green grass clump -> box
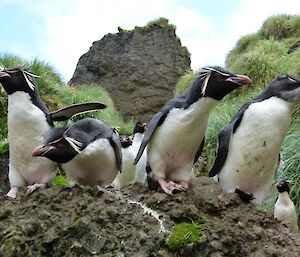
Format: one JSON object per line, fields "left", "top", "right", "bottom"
{"left": 259, "top": 14, "right": 300, "bottom": 40}
{"left": 0, "top": 53, "right": 133, "bottom": 143}
{"left": 173, "top": 70, "right": 195, "bottom": 96}
{"left": 0, "top": 139, "right": 9, "bottom": 156}
{"left": 51, "top": 175, "right": 69, "bottom": 187}
{"left": 167, "top": 218, "right": 209, "bottom": 251}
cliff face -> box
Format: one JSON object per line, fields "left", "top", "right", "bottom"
{"left": 69, "top": 19, "right": 191, "bottom": 121}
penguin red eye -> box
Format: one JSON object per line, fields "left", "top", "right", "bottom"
{"left": 215, "top": 74, "right": 226, "bottom": 81}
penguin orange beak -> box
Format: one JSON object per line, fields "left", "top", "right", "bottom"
{"left": 32, "top": 145, "right": 55, "bottom": 157}
{"left": 226, "top": 74, "right": 252, "bottom": 86}
{"left": 0, "top": 71, "right": 10, "bottom": 78}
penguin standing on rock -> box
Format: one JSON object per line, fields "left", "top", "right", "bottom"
{"left": 112, "top": 135, "right": 136, "bottom": 189}
{"left": 209, "top": 75, "right": 300, "bottom": 205}
{"left": 134, "top": 66, "right": 252, "bottom": 195}
{"left": 274, "top": 179, "right": 299, "bottom": 232}
{"left": 32, "top": 118, "right": 122, "bottom": 187}
{"left": 132, "top": 122, "right": 148, "bottom": 184}
{"left": 0, "top": 68, "right": 106, "bottom": 198}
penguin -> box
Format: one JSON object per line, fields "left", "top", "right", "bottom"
{"left": 132, "top": 122, "right": 148, "bottom": 184}
{"left": 112, "top": 134, "right": 136, "bottom": 189}
{"left": 32, "top": 118, "right": 122, "bottom": 187}
{"left": 274, "top": 179, "right": 299, "bottom": 232}
{"left": 134, "top": 66, "right": 252, "bottom": 194}
{"left": 209, "top": 74, "right": 300, "bottom": 205}
{"left": 0, "top": 68, "right": 106, "bottom": 198}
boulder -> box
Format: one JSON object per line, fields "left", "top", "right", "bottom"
{"left": 69, "top": 18, "right": 191, "bottom": 121}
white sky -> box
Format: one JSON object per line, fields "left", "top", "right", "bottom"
{"left": 1, "top": 0, "right": 300, "bottom": 82}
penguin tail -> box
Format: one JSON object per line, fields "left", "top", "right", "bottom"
{"left": 146, "top": 164, "right": 159, "bottom": 190}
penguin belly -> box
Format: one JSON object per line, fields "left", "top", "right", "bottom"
{"left": 112, "top": 146, "right": 136, "bottom": 189}
{"left": 274, "top": 192, "right": 299, "bottom": 232}
{"left": 218, "top": 98, "right": 291, "bottom": 205}
{"left": 63, "top": 138, "right": 118, "bottom": 186}
{"left": 148, "top": 98, "right": 216, "bottom": 182}
{"left": 8, "top": 92, "right": 57, "bottom": 186}
{"left": 132, "top": 134, "right": 147, "bottom": 184}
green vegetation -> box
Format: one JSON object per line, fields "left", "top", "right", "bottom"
{"left": 51, "top": 175, "right": 69, "bottom": 187}
{"left": 0, "top": 53, "right": 133, "bottom": 142}
{"left": 174, "top": 14, "right": 300, "bottom": 217}
{"left": 0, "top": 139, "right": 9, "bottom": 156}
{"left": 167, "top": 218, "right": 209, "bottom": 251}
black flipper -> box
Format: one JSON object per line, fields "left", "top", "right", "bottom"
{"left": 109, "top": 133, "right": 123, "bottom": 173}
{"left": 208, "top": 113, "right": 244, "bottom": 177}
{"left": 50, "top": 102, "right": 107, "bottom": 121}
{"left": 194, "top": 137, "right": 205, "bottom": 164}
{"left": 134, "top": 111, "right": 166, "bottom": 165}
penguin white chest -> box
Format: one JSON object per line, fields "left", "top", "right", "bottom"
{"left": 148, "top": 98, "right": 217, "bottom": 179}
{"left": 112, "top": 146, "right": 136, "bottom": 189}
{"left": 8, "top": 92, "right": 56, "bottom": 185}
{"left": 219, "top": 97, "right": 292, "bottom": 204}
{"left": 274, "top": 192, "right": 299, "bottom": 232}
{"left": 63, "top": 138, "right": 118, "bottom": 186}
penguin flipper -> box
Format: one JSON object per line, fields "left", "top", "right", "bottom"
{"left": 134, "top": 111, "right": 165, "bottom": 164}
{"left": 208, "top": 125, "right": 233, "bottom": 177}
{"left": 109, "top": 133, "right": 123, "bottom": 173}
{"left": 194, "top": 137, "right": 205, "bottom": 164}
{"left": 50, "top": 103, "right": 107, "bottom": 121}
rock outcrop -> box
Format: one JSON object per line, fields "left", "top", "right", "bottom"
{"left": 69, "top": 18, "right": 191, "bottom": 121}
{"left": 1, "top": 177, "right": 299, "bottom": 256}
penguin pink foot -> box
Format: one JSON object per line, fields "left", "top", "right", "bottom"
{"left": 158, "top": 179, "right": 188, "bottom": 195}
{"left": 26, "top": 183, "right": 46, "bottom": 196}
{"left": 6, "top": 186, "right": 19, "bottom": 199}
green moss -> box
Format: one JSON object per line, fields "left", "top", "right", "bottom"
{"left": 145, "top": 17, "right": 176, "bottom": 31}
{"left": 51, "top": 175, "right": 69, "bottom": 187}
{"left": 167, "top": 218, "right": 209, "bottom": 251}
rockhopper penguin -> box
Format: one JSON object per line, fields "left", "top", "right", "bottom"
{"left": 134, "top": 66, "right": 252, "bottom": 194}
{"left": 0, "top": 68, "right": 106, "bottom": 198}
{"left": 209, "top": 75, "right": 300, "bottom": 205}
{"left": 32, "top": 118, "right": 122, "bottom": 187}
{"left": 112, "top": 135, "right": 136, "bottom": 189}
{"left": 274, "top": 179, "right": 299, "bottom": 232}
{"left": 132, "top": 122, "right": 148, "bottom": 185}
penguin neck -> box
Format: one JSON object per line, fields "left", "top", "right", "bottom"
{"left": 277, "top": 192, "right": 292, "bottom": 205}
{"left": 186, "top": 96, "right": 218, "bottom": 118}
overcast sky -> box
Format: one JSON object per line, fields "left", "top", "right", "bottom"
{"left": 1, "top": 0, "right": 299, "bottom": 82}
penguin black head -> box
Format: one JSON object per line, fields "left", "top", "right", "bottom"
{"left": 264, "top": 75, "right": 300, "bottom": 103}
{"left": 196, "top": 66, "right": 252, "bottom": 100}
{"left": 0, "top": 68, "right": 39, "bottom": 95}
{"left": 276, "top": 179, "right": 290, "bottom": 193}
{"left": 133, "top": 122, "right": 147, "bottom": 134}
{"left": 120, "top": 135, "right": 133, "bottom": 148}
{"left": 32, "top": 127, "right": 82, "bottom": 163}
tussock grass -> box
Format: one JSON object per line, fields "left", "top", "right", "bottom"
{"left": 0, "top": 54, "right": 133, "bottom": 142}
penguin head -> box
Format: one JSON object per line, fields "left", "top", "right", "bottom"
{"left": 133, "top": 122, "right": 147, "bottom": 134}
{"left": 119, "top": 135, "right": 133, "bottom": 148}
{"left": 32, "top": 127, "right": 83, "bottom": 163}
{"left": 276, "top": 179, "right": 290, "bottom": 193}
{"left": 264, "top": 75, "right": 300, "bottom": 103}
{"left": 199, "top": 66, "right": 252, "bottom": 100}
{"left": 0, "top": 68, "right": 39, "bottom": 95}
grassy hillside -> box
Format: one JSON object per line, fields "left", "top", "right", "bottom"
{"left": 174, "top": 14, "right": 300, "bottom": 214}
{"left": 0, "top": 53, "right": 133, "bottom": 151}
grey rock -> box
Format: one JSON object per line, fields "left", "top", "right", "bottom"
{"left": 69, "top": 18, "right": 191, "bottom": 121}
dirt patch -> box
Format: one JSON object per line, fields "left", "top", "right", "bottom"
{"left": 0, "top": 177, "right": 299, "bottom": 257}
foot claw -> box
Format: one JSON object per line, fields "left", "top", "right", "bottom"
{"left": 158, "top": 180, "right": 189, "bottom": 195}
{"left": 26, "top": 183, "right": 46, "bottom": 196}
